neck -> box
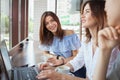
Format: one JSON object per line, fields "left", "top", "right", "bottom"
{"left": 89, "top": 26, "right": 98, "bottom": 42}
{"left": 53, "top": 32, "right": 56, "bottom": 36}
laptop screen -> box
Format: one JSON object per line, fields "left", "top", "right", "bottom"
{"left": 0, "top": 40, "right": 12, "bottom": 79}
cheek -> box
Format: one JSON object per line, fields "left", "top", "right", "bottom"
{"left": 54, "top": 22, "right": 58, "bottom": 26}
{"left": 46, "top": 26, "right": 50, "bottom": 30}
{"left": 82, "top": 18, "right": 96, "bottom": 28}
{"left": 54, "top": 22, "right": 58, "bottom": 29}
{"left": 107, "top": 9, "right": 120, "bottom": 26}
{"left": 87, "top": 16, "right": 96, "bottom": 25}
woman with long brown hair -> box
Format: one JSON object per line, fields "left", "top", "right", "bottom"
{"left": 39, "top": 11, "right": 81, "bottom": 67}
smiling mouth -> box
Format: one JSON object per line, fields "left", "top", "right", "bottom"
{"left": 50, "top": 26, "right": 56, "bottom": 30}
{"left": 82, "top": 20, "right": 86, "bottom": 23}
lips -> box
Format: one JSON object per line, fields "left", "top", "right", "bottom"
{"left": 50, "top": 25, "right": 56, "bottom": 31}
{"left": 82, "top": 20, "right": 86, "bottom": 23}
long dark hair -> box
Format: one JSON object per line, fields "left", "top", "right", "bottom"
{"left": 39, "top": 11, "right": 64, "bottom": 45}
{"left": 81, "top": 0, "right": 107, "bottom": 44}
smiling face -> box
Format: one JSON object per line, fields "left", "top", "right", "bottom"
{"left": 45, "top": 16, "right": 58, "bottom": 34}
{"left": 81, "top": 3, "right": 97, "bottom": 29}
{"left": 105, "top": 0, "right": 120, "bottom": 27}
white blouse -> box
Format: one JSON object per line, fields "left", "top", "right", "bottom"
{"left": 69, "top": 41, "right": 119, "bottom": 80}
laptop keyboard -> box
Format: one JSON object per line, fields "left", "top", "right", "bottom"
{"left": 13, "top": 67, "right": 39, "bottom": 80}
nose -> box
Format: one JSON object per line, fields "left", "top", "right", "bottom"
{"left": 48, "top": 22, "right": 52, "bottom": 26}
{"left": 81, "top": 14, "right": 85, "bottom": 19}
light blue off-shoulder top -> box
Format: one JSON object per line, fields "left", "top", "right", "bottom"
{"left": 40, "top": 34, "right": 81, "bottom": 58}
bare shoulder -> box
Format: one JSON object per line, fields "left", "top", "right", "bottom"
{"left": 64, "top": 30, "right": 75, "bottom": 36}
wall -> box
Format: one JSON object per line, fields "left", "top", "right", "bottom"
{"left": 33, "top": 0, "right": 47, "bottom": 41}
{"left": 33, "top": 0, "right": 56, "bottom": 41}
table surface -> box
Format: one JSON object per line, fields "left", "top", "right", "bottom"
{"left": 0, "top": 40, "right": 53, "bottom": 79}
{"left": 10, "top": 40, "right": 53, "bottom": 67}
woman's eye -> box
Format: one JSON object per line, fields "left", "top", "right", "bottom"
{"left": 83, "top": 9, "right": 90, "bottom": 14}
{"left": 51, "top": 19, "right": 55, "bottom": 22}
{"left": 86, "top": 10, "right": 89, "bottom": 13}
{"left": 45, "top": 22, "right": 48, "bottom": 26}
{"left": 85, "top": 10, "right": 90, "bottom": 14}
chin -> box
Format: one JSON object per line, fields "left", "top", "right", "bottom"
{"left": 108, "top": 21, "right": 117, "bottom": 27}
{"left": 51, "top": 30, "right": 57, "bottom": 33}
{"left": 82, "top": 25, "right": 88, "bottom": 28}
{"left": 107, "top": 17, "right": 118, "bottom": 27}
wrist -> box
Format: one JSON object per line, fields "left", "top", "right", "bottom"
{"left": 56, "top": 55, "right": 65, "bottom": 65}
{"left": 100, "top": 49, "right": 112, "bottom": 59}
{"left": 100, "top": 48, "right": 112, "bottom": 53}
{"left": 100, "top": 45, "right": 114, "bottom": 51}
{"left": 56, "top": 55, "right": 61, "bottom": 59}
{"left": 60, "top": 57, "right": 65, "bottom": 65}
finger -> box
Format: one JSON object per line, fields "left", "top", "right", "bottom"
{"left": 47, "top": 58, "right": 54, "bottom": 61}
{"left": 115, "top": 26, "right": 120, "bottom": 34}
{"left": 104, "top": 27, "right": 114, "bottom": 40}
{"left": 36, "top": 72, "right": 46, "bottom": 80}
{"left": 47, "top": 58, "right": 55, "bottom": 62}
{"left": 37, "top": 70, "right": 53, "bottom": 80}
{"left": 40, "top": 64, "right": 44, "bottom": 70}
{"left": 99, "top": 28, "right": 110, "bottom": 40}
{"left": 36, "top": 74, "right": 48, "bottom": 80}
{"left": 115, "top": 26, "right": 120, "bottom": 35}
{"left": 110, "top": 27, "right": 118, "bottom": 39}
{"left": 43, "top": 66, "right": 52, "bottom": 70}
{"left": 40, "top": 64, "right": 45, "bottom": 70}
{"left": 115, "top": 26, "right": 120, "bottom": 30}
{"left": 47, "top": 59, "right": 54, "bottom": 62}
{"left": 40, "top": 63, "right": 48, "bottom": 70}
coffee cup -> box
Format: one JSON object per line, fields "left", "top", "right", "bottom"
{"left": 55, "top": 65, "right": 70, "bottom": 74}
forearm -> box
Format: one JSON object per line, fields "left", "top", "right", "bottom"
{"left": 44, "top": 51, "right": 56, "bottom": 58}
{"left": 93, "top": 49, "right": 112, "bottom": 80}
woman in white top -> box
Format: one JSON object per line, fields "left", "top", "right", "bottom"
{"left": 93, "top": 0, "right": 120, "bottom": 80}
{"left": 36, "top": 1, "right": 114, "bottom": 80}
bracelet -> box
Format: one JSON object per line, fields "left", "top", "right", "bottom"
{"left": 56, "top": 55, "right": 60, "bottom": 59}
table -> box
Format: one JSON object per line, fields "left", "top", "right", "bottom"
{"left": 0, "top": 40, "right": 53, "bottom": 79}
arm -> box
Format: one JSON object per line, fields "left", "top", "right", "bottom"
{"left": 93, "top": 49, "right": 112, "bottom": 80}
{"left": 93, "top": 27, "right": 120, "bottom": 80}
{"left": 43, "top": 51, "right": 56, "bottom": 57}
{"left": 47, "top": 30, "right": 81, "bottom": 66}
{"left": 46, "top": 50, "right": 78, "bottom": 67}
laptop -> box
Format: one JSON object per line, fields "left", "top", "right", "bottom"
{"left": 0, "top": 40, "right": 39, "bottom": 80}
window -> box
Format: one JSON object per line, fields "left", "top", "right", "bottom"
{"left": 0, "top": 0, "right": 11, "bottom": 49}
{"left": 57, "top": 0, "right": 81, "bottom": 37}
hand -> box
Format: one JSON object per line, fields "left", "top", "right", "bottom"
{"left": 98, "top": 26, "right": 120, "bottom": 50}
{"left": 36, "top": 70, "right": 62, "bottom": 80}
{"left": 39, "top": 62, "right": 55, "bottom": 70}
{"left": 47, "top": 57, "right": 64, "bottom": 66}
